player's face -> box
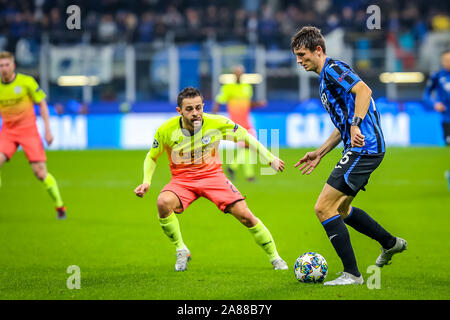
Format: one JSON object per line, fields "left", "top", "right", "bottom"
{"left": 294, "top": 47, "right": 320, "bottom": 72}
{"left": 177, "top": 96, "right": 204, "bottom": 128}
{"left": 0, "top": 58, "right": 15, "bottom": 81}
{"left": 442, "top": 53, "right": 450, "bottom": 71}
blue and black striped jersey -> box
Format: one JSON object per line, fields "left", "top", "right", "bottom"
{"left": 319, "top": 57, "right": 385, "bottom": 154}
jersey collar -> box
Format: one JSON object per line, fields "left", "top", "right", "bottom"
{"left": 179, "top": 116, "right": 204, "bottom": 137}
{"left": 319, "top": 57, "right": 331, "bottom": 80}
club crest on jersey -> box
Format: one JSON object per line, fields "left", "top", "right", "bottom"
{"left": 338, "top": 70, "right": 350, "bottom": 82}
{"left": 152, "top": 138, "right": 159, "bottom": 148}
{"left": 201, "top": 136, "right": 211, "bottom": 144}
{"left": 14, "top": 86, "right": 22, "bottom": 94}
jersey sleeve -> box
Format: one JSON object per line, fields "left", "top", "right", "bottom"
{"left": 143, "top": 127, "right": 166, "bottom": 185}
{"left": 325, "top": 63, "right": 361, "bottom": 92}
{"left": 26, "top": 76, "right": 47, "bottom": 103}
{"left": 148, "top": 127, "right": 165, "bottom": 160}
{"left": 215, "top": 85, "right": 229, "bottom": 104}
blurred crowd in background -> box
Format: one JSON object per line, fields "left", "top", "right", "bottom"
{"left": 1, "top": 0, "right": 449, "bottom": 50}
{"left": 0, "top": 0, "right": 449, "bottom": 113}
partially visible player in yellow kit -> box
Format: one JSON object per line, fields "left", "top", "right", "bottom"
{"left": 0, "top": 51, "right": 66, "bottom": 219}
{"left": 134, "top": 87, "right": 288, "bottom": 271}
{"left": 212, "top": 65, "right": 266, "bottom": 181}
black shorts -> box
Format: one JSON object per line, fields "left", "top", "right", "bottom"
{"left": 443, "top": 122, "right": 450, "bottom": 145}
{"left": 326, "top": 151, "right": 384, "bottom": 197}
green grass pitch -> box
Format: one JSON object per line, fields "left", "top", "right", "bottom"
{"left": 0, "top": 147, "right": 449, "bottom": 300}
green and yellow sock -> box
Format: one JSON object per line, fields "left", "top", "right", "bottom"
{"left": 248, "top": 219, "right": 279, "bottom": 262}
{"left": 43, "top": 173, "right": 64, "bottom": 207}
{"left": 159, "top": 212, "right": 186, "bottom": 250}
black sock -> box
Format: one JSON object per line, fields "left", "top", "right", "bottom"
{"left": 322, "top": 215, "right": 360, "bottom": 277}
{"left": 344, "top": 207, "right": 396, "bottom": 250}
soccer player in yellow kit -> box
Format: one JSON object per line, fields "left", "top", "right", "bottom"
{"left": 134, "top": 87, "right": 288, "bottom": 271}
{"left": 0, "top": 51, "right": 66, "bottom": 219}
{"left": 212, "top": 65, "right": 266, "bottom": 181}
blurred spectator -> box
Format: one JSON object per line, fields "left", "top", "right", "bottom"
{"left": 123, "top": 12, "right": 138, "bottom": 43}
{"left": 184, "top": 8, "right": 202, "bottom": 42}
{"left": 217, "top": 6, "right": 233, "bottom": 40}
{"left": 163, "top": 5, "right": 184, "bottom": 32}
{"left": 340, "top": 6, "right": 355, "bottom": 32}
{"left": 138, "top": 12, "right": 154, "bottom": 42}
{"left": 0, "top": 0, "right": 446, "bottom": 50}
{"left": 203, "top": 5, "right": 219, "bottom": 38}
{"left": 98, "top": 14, "right": 118, "bottom": 43}
{"left": 233, "top": 8, "right": 248, "bottom": 40}
{"left": 258, "top": 4, "right": 279, "bottom": 48}
{"left": 49, "top": 7, "right": 63, "bottom": 30}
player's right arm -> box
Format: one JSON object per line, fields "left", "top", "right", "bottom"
{"left": 27, "top": 75, "right": 53, "bottom": 144}
{"left": 294, "top": 128, "right": 341, "bottom": 175}
{"left": 134, "top": 129, "right": 165, "bottom": 198}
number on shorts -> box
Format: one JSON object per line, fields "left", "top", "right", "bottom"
{"left": 339, "top": 151, "right": 353, "bottom": 165}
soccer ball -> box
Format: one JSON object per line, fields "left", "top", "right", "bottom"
{"left": 294, "top": 252, "right": 328, "bottom": 283}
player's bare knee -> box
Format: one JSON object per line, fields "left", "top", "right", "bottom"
{"left": 314, "top": 202, "right": 326, "bottom": 219}
{"left": 237, "top": 211, "right": 257, "bottom": 227}
{"left": 228, "top": 201, "right": 257, "bottom": 227}
{"left": 32, "top": 167, "right": 47, "bottom": 181}
{"left": 314, "top": 202, "right": 335, "bottom": 222}
{"left": 238, "top": 215, "right": 255, "bottom": 228}
{"left": 0, "top": 153, "right": 7, "bottom": 167}
{"left": 157, "top": 193, "right": 177, "bottom": 217}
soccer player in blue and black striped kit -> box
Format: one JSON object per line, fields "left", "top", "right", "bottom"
{"left": 424, "top": 50, "right": 450, "bottom": 146}
{"left": 291, "top": 26, "right": 407, "bottom": 285}
{"left": 423, "top": 50, "right": 450, "bottom": 190}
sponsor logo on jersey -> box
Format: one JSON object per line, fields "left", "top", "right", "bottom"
{"left": 14, "top": 86, "right": 22, "bottom": 94}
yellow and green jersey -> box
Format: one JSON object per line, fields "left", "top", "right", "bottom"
{"left": 0, "top": 73, "right": 46, "bottom": 128}
{"left": 215, "top": 83, "right": 253, "bottom": 130}
{"left": 143, "top": 113, "right": 275, "bottom": 183}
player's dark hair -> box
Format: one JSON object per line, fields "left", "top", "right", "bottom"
{"left": 291, "top": 26, "right": 326, "bottom": 54}
{"left": 442, "top": 49, "right": 450, "bottom": 56}
{"left": 177, "top": 87, "right": 203, "bottom": 108}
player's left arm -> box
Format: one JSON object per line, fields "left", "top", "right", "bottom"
{"left": 350, "top": 81, "right": 373, "bottom": 148}
{"left": 38, "top": 100, "right": 53, "bottom": 145}
{"left": 27, "top": 76, "right": 53, "bottom": 145}
{"left": 221, "top": 118, "right": 284, "bottom": 172}
{"left": 135, "top": 129, "right": 165, "bottom": 198}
